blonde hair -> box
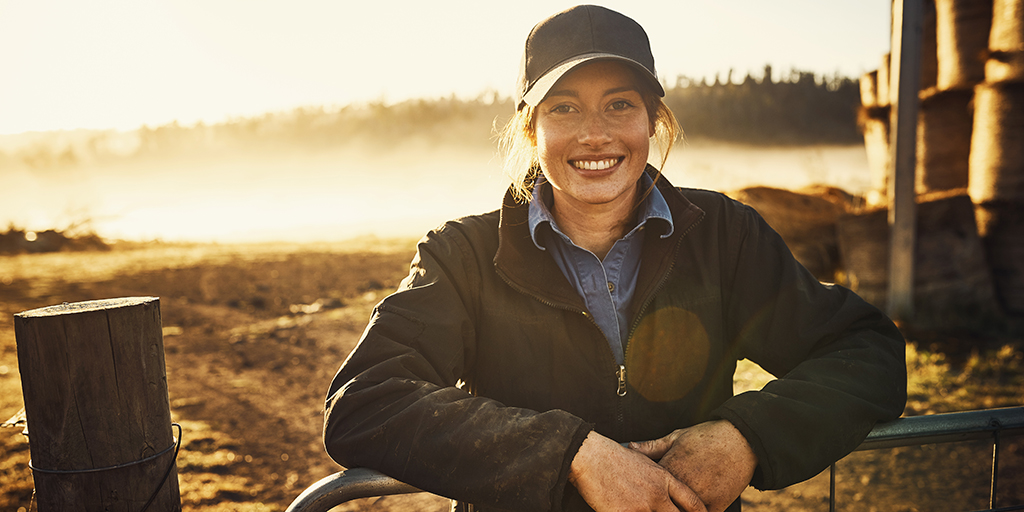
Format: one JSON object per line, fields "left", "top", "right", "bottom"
{"left": 497, "top": 88, "right": 682, "bottom": 203}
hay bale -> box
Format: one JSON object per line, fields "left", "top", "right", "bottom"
{"left": 969, "top": 81, "right": 1024, "bottom": 203}
{"left": 916, "top": 89, "right": 974, "bottom": 193}
{"left": 986, "top": 0, "right": 1024, "bottom": 83}
{"left": 836, "top": 192, "right": 1000, "bottom": 327}
{"left": 728, "top": 186, "right": 848, "bottom": 281}
{"left": 861, "top": 70, "right": 881, "bottom": 107}
{"left": 879, "top": 53, "right": 892, "bottom": 106}
{"left": 935, "top": 0, "right": 994, "bottom": 90}
{"left": 975, "top": 200, "right": 1024, "bottom": 314}
{"left": 859, "top": 70, "right": 891, "bottom": 203}
{"left": 862, "top": 116, "right": 891, "bottom": 201}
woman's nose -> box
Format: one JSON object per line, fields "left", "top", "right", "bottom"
{"left": 577, "top": 113, "right": 613, "bottom": 146}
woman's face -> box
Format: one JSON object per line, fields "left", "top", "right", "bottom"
{"left": 534, "top": 60, "right": 654, "bottom": 214}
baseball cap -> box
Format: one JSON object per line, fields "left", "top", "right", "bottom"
{"left": 515, "top": 5, "right": 665, "bottom": 109}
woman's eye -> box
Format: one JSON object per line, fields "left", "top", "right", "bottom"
{"left": 551, "top": 104, "right": 574, "bottom": 114}
{"left": 609, "top": 100, "right": 632, "bottom": 110}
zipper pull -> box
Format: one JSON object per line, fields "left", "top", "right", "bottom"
{"left": 617, "top": 365, "right": 627, "bottom": 396}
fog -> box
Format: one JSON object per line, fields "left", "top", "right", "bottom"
{"left": 2, "top": 141, "right": 870, "bottom": 243}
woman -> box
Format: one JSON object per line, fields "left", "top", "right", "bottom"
{"left": 324, "top": 5, "right": 906, "bottom": 512}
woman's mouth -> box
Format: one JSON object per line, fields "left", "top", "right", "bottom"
{"left": 571, "top": 157, "right": 622, "bottom": 171}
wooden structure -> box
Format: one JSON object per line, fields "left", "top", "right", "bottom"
{"left": 15, "top": 297, "right": 181, "bottom": 512}
{"left": 855, "top": 0, "right": 1024, "bottom": 321}
{"left": 887, "top": 0, "right": 925, "bottom": 321}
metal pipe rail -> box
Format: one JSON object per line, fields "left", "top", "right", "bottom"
{"left": 829, "top": 407, "right": 1024, "bottom": 512}
{"left": 287, "top": 407, "right": 1024, "bottom": 512}
{"left": 285, "top": 467, "right": 421, "bottom": 512}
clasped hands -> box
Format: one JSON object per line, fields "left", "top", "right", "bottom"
{"left": 569, "top": 420, "right": 757, "bottom": 512}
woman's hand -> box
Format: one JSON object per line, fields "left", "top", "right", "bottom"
{"left": 570, "top": 431, "right": 707, "bottom": 512}
{"left": 630, "top": 420, "right": 758, "bottom": 512}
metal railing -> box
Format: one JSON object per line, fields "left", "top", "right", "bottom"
{"left": 830, "top": 407, "right": 1024, "bottom": 512}
{"left": 287, "top": 407, "right": 1024, "bottom": 512}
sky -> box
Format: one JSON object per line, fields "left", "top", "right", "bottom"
{"left": 0, "top": 0, "right": 893, "bottom": 135}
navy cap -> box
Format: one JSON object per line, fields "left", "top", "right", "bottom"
{"left": 515, "top": 5, "right": 664, "bottom": 109}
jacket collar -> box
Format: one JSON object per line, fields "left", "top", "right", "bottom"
{"left": 527, "top": 172, "right": 674, "bottom": 251}
{"left": 493, "top": 165, "right": 705, "bottom": 313}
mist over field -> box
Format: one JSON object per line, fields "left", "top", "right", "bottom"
{"left": 0, "top": 75, "right": 871, "bottom": 243}
{"left": 0, "top": 140, "right": 871, "bottom": 243}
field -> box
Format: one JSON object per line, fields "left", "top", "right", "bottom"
{"left": 1, "top": 240, "right": 1023, "bottom": 511}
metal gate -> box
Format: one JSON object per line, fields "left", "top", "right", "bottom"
{"left": 287, "top": 407, "right": 1024, "bottom": 512}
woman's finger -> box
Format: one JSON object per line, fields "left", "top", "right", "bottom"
{"left": 667, "top": 478, "right": 708, "bottom": 512}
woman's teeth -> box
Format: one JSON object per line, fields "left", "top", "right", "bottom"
{"left": 572, "top": 158, "right": 618, "bottom": 170}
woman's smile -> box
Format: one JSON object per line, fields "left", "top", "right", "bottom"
{"left": 570, "top": 157, "right": 623, "bottom": 171}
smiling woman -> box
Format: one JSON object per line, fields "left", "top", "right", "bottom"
{"left": 322, "top": 5, "right": 907, "bottom": 512}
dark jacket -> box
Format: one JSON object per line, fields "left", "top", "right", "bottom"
{"left": 324, "top": 168, "right": 907, "bottom": 512}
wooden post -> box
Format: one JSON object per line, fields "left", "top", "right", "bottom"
{"left": 14, "top": 297, "right": 181, "bottom": 512}
{"left": 888, "top": 0, "right": 925, "bottom": 321}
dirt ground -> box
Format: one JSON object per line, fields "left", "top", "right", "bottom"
{"left": 1, "top": 240, "right": 1022, "bottom": 511}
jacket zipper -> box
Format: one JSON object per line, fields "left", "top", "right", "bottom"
{"left": 496, "top": 207, "right": 705, "bottom": 437}
{"left": 616, "top": 212, "right": 706, "bottom": 429}
{"left": 622, "top": 211, "right": 706, "bottom": 378}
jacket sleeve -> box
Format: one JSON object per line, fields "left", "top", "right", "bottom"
{"left": 708, "top": 199, "right": 907, "bottom": 491}
{"left": 323, "top": 220, "right": 592, "bottom": 512}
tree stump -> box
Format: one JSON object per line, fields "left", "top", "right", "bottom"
{"left": 14, "top": 297, "right": 181, "bottom": 512}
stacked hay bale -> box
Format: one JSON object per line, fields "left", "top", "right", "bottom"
{"left": 847, "top": 0, "right": 1005, "bottom": 326}
{"left": 860, "top": 67, "right": 892, "bottom": 206}
{"left": 918, "top": 0, "right": 991, "bottom": 194}
{"left": 969, "top": 0, "right": 1024, "bottom": 314}
{"left": 837, "top": 191, "right": 999, "bottom": 327}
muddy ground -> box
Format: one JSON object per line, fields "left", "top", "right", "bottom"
{"left": 1, "top": 240, "right": 1022, "bottom": 511}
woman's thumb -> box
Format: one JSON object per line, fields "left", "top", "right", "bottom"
{"left": 628, "top": 436, "right": 671, "bottom": 459}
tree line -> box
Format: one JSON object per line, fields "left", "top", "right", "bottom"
{"left": 665, "top": 66, "right": 862, "bottom": 145}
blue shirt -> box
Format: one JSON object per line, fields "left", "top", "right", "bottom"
{"left": 527, "top": 174, "right": 674, "bottom": 364}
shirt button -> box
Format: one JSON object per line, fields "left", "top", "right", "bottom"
{"left": 607, "top": 282, "right": 615, "bottom": 293}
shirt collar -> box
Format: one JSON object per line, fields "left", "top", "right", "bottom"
{"left": 527, "top": 172, "right": 675, "bottom": 250}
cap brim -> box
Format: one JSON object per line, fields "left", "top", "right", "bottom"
{"left": 521, "top": 53, "right": 665, "bottom": 107}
